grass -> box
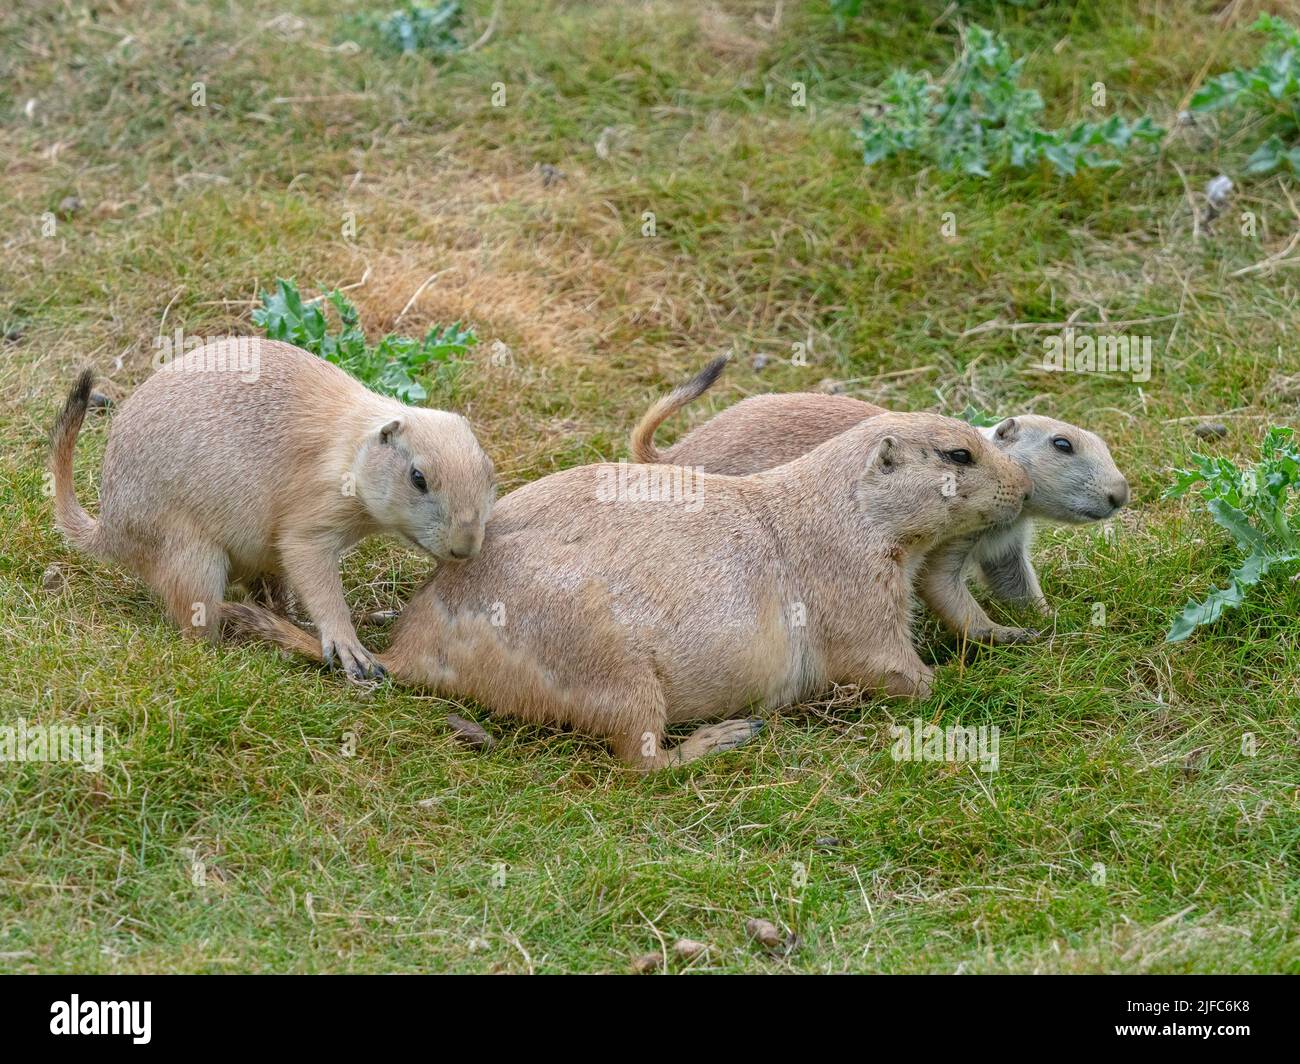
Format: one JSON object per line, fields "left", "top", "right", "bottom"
{"left": 1, "top": 0, "right": 1297, "bottom": 973}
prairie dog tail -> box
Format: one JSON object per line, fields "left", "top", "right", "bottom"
{"left": 50, "top": 368, "right": 101, "bottom": 552}
{"left": 223, "top": 601, "right": 326, "bottom": 661}
{"left": 629, "top": 354, "right": 729, "bottom": 463}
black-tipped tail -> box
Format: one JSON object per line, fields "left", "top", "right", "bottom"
{"left": 50, "top": 368, "right": 99, "bottom": 551}
{"left": 223, "top": 601, "right": 328, "bottom": 661}
{"left": 629, "top": 354, "right": 729, "bottom": 463}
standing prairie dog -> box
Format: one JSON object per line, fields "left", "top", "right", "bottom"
{"left": 227, "top": 412, "right": 1031, "bottom": 770}
{"left": 631, "top": 357, "right": 1129, "bottom": 644}
{"left": 51, "top": 338, "right": 496, "bottom": 679}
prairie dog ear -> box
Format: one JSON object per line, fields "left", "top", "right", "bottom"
{"left": 993, "top": 417, "right": 1019, "bottom": 443}
{"left": 378, "top": 418, "right": 403, "bottom": 445}
{"left": 868, "top": 434, "right": 899, "bottom": 473}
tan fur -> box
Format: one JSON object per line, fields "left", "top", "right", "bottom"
{"left": 50, "top": 369, "right": 99, "bottom": 549}
{"left": 629, "top": 354, "right": 731, "bottom": 463}
{"left": 50, "top": 339, "right": 496, "bottom": 677}
{"left": 227, "top": 411, "right": 1031, "bottom": 771}
{"left": 631, "top": 370, "right": 1129, "bottom": 643}
{"left": 633, "top": 387, "right": 885, "bottom": 469}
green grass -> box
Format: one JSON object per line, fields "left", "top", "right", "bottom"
{"left": 0, "top": 0, "right": 1297, "bottom": 972}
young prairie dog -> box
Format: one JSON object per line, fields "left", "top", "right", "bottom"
{"left": 227, "top": 412, "right": 1031, "bottom": 771}
{"left": 51, "top": 338, "right": 496, "bottom": 679}
{"left": 631, "top": 357, "right": 1129, "bottom": 644}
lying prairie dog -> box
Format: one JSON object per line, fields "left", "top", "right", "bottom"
{"left": 227, "top": 411, "right": 1031, "bottom": 771}
{"left": 51, "top": 338, "right": 496, "bottom": 678}
{"left": 631, "top": 357, "right": 1129, "bottom": 644}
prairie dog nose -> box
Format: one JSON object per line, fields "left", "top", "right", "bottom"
{"left": 1108, "top": 479, "right": 1130, "bottom": 510}
{"left": 446, "top": 520, "right": 483, "bottom": 560}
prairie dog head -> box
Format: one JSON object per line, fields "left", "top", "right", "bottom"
{"left": 983, "top": 415, "right": 1128, "bottom": 524}
{"left": 852, "top": 413, "right": 1031, "bottom": 545}
{"left": 354, "top": 411, "right": 496, "bottom": 561}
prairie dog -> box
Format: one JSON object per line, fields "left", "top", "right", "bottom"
{"left": 51, "top": 339, "right": 496, "bottom": 678}
{"left": 631, "top": 358, "right": 1129, "bottom": 644}
{"left": 227, "top": 412, "right": 1031, "bottom": 771}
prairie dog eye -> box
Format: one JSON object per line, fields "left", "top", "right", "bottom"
{"left": 944, "top": 448, "right": 973, "bottom": 465}
{"left": 1052, "top": 436, "right": 1074, "bottom": 454}
{"left": 410, "top": 468, "right": 428, "bottom": 493}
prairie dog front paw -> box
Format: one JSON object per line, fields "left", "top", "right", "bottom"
{"left": 881, "top": 665, "right": 933, "bottom": 701}
{"left": 321, "top": 633, "right": 387, "bottom": 682}
{"left": 982, "top": 624, "right": 1041, "bottom": 645}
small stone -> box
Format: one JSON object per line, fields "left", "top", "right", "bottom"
{"left": 1205, "top": 175, "right": 1233, "bottom": 211}
{"left": 751, "top": 353, "right": 771, "bottom": 371}
{"left": 673, "top": 938, "right": 708, "bottom": 961}
{"left": 57, "top": 195, "right": 82, "bottom": 217}
{"left": 629, "top": 952, "right": 660, "bottom": 974}
{"left": 539, "top": 163, "right": 565, "bottom": 187}
{"left": 41, "top": 564, "right": 66, "bottom": 593}
{"left": 817, "top": 378, "right": 845, "bottom": 395}
{"left": 746, "top": 918, "right": 783, "bottom": 949}
{"left": 4, "top": 327, "right": 23, "bottom": 343}
{"left": 262, "top": 13, "right": 307, "bottom": 38}
{"left": 1193, "top": 422, "right": 1228, "bottom": 440}
{"left": 446, "top": 713, "right": 495, "bottom": 750}
{"left": 746, "top": 917, "right": 801, "bottom": 956}
{"left": 814, "top": 836, "right": 843, "bottom": 850}
{"left": 88, "top": 390, "right": 114, "bottom": 410}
